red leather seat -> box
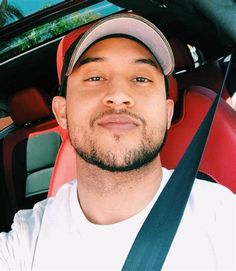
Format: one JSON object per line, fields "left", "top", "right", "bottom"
{"left": 48, "top": 133, "right": 76, "bottom": 197}
{"left": 48, "top": 85, "right": 236, "bottom": 196}
{"left": 161, "top": 86, "right": 236, "bottom": 192}
{"left": 3, "top": 87, "right": 67, "bottom": 223}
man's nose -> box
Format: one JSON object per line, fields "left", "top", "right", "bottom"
{"left": 102, "top": 81, "right": 135, "bottom": 108}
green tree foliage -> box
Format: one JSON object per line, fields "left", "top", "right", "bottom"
{"left": 0, "top": 9, "right": 101, "bottom": 61}
{"left": 0, "top": 0, "right": 23, "bottom": 27}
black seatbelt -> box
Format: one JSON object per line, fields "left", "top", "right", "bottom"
{"left": 122, "top": 47, "right": 235, "bottom": 271}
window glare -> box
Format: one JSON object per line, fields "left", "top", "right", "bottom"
{"left": 4, "top": 0, "right": 65, "bottom": 26}
{"left": 0, "top": 1, "right": 124, "bottom": 63}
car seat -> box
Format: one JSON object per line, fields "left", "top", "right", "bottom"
{"left": 2, "top": 87, "right": 67, "bottom": 225}
{"left": 160, "top": 86, "right": 236, "bottom": 192}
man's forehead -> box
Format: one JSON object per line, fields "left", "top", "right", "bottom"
{"left": 74, "top": 35, "right": 163, "bottom": 71}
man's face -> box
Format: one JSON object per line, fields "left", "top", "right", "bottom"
{"left": 64, "top": 37, "right": 173, "bottom": 171}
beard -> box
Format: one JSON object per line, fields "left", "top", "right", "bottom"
{"left": 73, "top": 130, "right": 167, "bottom": 172}
{"left": 68, "top": 109, "right": 168, "bottom": 172}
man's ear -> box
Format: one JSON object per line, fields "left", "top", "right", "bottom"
{"left": 166, "top": 99, "right": 174, "bottom": 130}
{"left": 52, "top": 96, "right": 67, "bottom": 129}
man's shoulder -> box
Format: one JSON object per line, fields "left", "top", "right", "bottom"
{"left": 0, "top": 180, "right": 77, "bottom": 269}
{"left": 31, "top": 180, "right": 77, "bottom": 223}
{"left": 192, "top": 177, "right": 235, "bottom": 201}
{"left": 163, "top": 167, "right": 234, "bottom": 201}
{"left": 163, "top": 167, "right": 235, "bottom": 217}
{"left": 2, "top": 180, "right": 77, "bottom": 236}
{"left": 188, "top": 177, "right": 235, "bottom": 225}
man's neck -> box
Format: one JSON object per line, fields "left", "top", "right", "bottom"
{"left": 76, "top": 156, "right": 163, "bottom": 225}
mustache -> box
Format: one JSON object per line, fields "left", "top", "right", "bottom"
{"left": 90, "top": 109, "right": 146, "bottom": 128}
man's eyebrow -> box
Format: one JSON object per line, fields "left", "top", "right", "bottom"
{"left": 75, "top": 57, "right": 160, "bottom": 69}
{"left": 134, "top": 58, "right": 160, "bottom": 69}
{"left": 76, "top": 57, "right": 105, "bottom": 67}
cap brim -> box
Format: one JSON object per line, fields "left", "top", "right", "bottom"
{"left": 66, "top": 13, "right": 175, "bottom": 76}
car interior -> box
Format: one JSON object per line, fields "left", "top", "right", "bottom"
{"left": 0, "top": 0, "right": 235, "bottom": 232}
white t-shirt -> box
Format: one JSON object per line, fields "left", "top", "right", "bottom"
{"left": 0, "top": 168, "right": 235, "bottom": 270}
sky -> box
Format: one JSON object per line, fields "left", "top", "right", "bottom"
{"left": 5, "top": 0, "right": 123, "bottom": 27}
{"left": 9, "top": 0, "right": 122, "bottom": 17}
{"left": 9, "top": 0, "right": 65, "bottom": 15}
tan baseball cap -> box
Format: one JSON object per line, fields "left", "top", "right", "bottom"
{"left": 65, "top": 13, "right": 175, "bottom": 77}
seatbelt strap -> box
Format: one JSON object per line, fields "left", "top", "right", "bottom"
{"left": 122, "top": 47, "right": 235, "bottom": 271}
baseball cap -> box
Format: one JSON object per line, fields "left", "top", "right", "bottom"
{"left": 58, "top": 13, "right": 175, "bottom": 94}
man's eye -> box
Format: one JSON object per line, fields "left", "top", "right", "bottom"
{"left": 85, "top": 76, "right": 103, "bottom": 81}
{"left": 134, "top": 77, "right": 150, "bottom": 83}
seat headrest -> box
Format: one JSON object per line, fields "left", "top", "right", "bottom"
{"left": 9, "top": 87, "right": 53, "bottom": 126}
{"left": 169, "top": 36, "right": 194, "bottom": 70}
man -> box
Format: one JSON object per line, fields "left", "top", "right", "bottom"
{"left": 0, "top": 13, "right": 235, "bottom": 270}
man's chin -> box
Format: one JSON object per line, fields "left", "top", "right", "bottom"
{"left": 71, "top": 128, "right": 168, "bottom": 172}
{"left": 75, "top": 145, "right": 162, "bottom": 173}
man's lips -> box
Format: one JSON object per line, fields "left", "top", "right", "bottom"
{"left": 97, "top": 115, "right": 139, "bottom": 131}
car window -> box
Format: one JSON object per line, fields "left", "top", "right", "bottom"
{"left": 1, "top": 0, "right": 65, "bottom": 27}
{"left": 0, "top": 0, "right": 124, "bottom": 63}
{"left": 0, "top": 100, "right": 13, "bottom": 131}
{"left": 0, "top": 116, "right": 13, "bottom": 131}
